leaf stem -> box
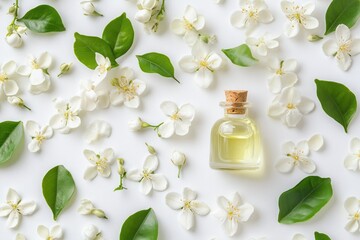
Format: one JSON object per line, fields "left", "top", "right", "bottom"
{"left": 173, "top": 76, "right": 180, "bottom": 84}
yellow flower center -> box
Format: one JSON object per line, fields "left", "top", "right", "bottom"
{"left": 171, "top": 113, "right": 181, "bottom": 121}
{"left": 112, "top": 77, "right": 137, "bottom": 97}
{"left": 183, "top": 200, "right": 192, "bottom": 210}
{"left": 0, "top": 73, "right": 8, "bottom": 82}
{"left": 354, "top": 212, "right": 360, "bottom": 220}
{"left": 31, "top": 60, "right": 40, "bottom": 69}
{"left": 47, "top": 237, "right": 54, "bottom": 240}
{"left": 276, "top": 68, "right": 283, "bottom": 75}
{"left": 199, "top": 60, "right": 209, "bottom": 68}
{"left": 226, "top": 205, "right": 240, "bottom": 221}
{"left": 287, "top": 103, "right": 296, "bottom": 109}
{"left": 339, "top": 43, "right": 350, "bottom": 54}
{"left": 96, "top": 158, "right": 108, "bottom": 174}
{"left": 184, "top": 19, "right": 194, "bottom": 31}
{"left": 35, "top": 134, "right": 45, "bottom": 144}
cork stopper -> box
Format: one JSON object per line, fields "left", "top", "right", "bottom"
{"left": 225, "top": 90, "right": 248, "bottom": 114}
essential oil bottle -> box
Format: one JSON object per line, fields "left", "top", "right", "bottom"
{"left": 210, "top": 90, "right": 262, "bottom": 170}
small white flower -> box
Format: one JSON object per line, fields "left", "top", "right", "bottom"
{"left": 6, "top": 32, "right": 23, "bottom": 48}
{"left": 281, "top": 1, "right": 319, "bottom": 38}
{"left": 15, "top": 233, "right": 26, "bottom": 240}
{"left": 37, "top": 225, "right": 63, "bottom": 240}
{"left": 275, "top": 140, "right": 316, "bottom": 173}
{"left": 344, "top": 137, "right": 360, "bottom": 171}
{"left": 93, "top": 53, "right": 111, "bottom": 84}
{"left": 82, "top": 225, "right": 103, "bottom": 240}
{"left": 128, "top": 117, "right": 143, "bottom": 131}
{"left": 110, "top": 67, "right": 146, "bottom": 109}
{"left": 323, "top": 24, "right": 360, "bottom": 71}
{"left": 83, "top": 148, "right": 115, "bottom": 181}
{"left": 79, "top": 79, "right": 110, "bottom": 111}
{"left": 292, "top": 234, "right": 307, "bottom": 240}
{"left": 171, "top": 151, "right": 186, "bottom": 178}
{"left": 179, "top": 42, "right": 223, "bottom": 88}
{"left": 157, "top": 101, "right": 196, "bottom": 138}
{"left": 213, "top": 192, "right": 254, "bottom": 236}
{"left": 231, "top": 0, "right": 273, "bottom": 31}
{"left": 344, "top": 197, "right": 360, "bottom": 232}
{"left": 81, "top": 1, "right": 103, "bottom": 16}
{"left": 246, "top": 33, "right": 279, "bottom": 57}
{"left": 267, "top": 58, "right": 298, "bottom": 94}
{"left": 127, "top": 155, "right": 168, "bottom": 195}
{"left": 171, "top": 5, "right": 205, "bottom": 46}
{"left": 135, "top": 0, "right": 158, "bottom": 23}
{"left": 165, "top": 187, "right": 210, "bottom": 230}
{"left": 49, "top": 96, "right": 82, "bottom": 134}
{"left": 85, "top": 120, "right": 112, "bottom": 144}
{"left": 0, "top": 188, "right": 37, "bottom": 228}
{"left": 268, "top": 87, "right": 315, "bottom": 128}
{"left": 17, "top": 52, "right": 52, "bottom": 94}
{"left": 78, "top": 199, "right": 107, "bottom": 219}
{"left": 0, "top": 61, "right": 19, "bottom": 97}
{"left": 25, "top": 121, "right": 53, "bottom": 153}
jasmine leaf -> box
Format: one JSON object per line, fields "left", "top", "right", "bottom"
{"left": 102, "top": 13, "right": 134, "bottom": 59}
{"left": 136, "top": 52, "right": 179, "bottom": 83}
{"left": 0, "top": 121, "right": 23, "bottom": 165}
{"left": 325, "top": 0, "right": 360, "bottom": 35}
{"left": 222, "top": 44, "right": 257, "bottom": 67}
{"left": 42, "top": 165, "right": 76, "bottom": 220}
{"left": 278, "top": 176, "right": 333, "bottom": 224}
{"left": 18, "top": 5, "right": 65, "bottom": 33}
{"left": 74, "top": 32, "right": 118, "bottom": 69}
{"left": 120, "top": 208, "right": 158, "bottom": 240}
{"left": 315, "top": 232, "right": 331, "bottom": 240}
{"left": 315, "top": 79, "right": 357, "bottom": 133}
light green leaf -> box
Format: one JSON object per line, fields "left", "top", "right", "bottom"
{"left": 18, "top": 5, "right": 66, "bottom": 33}
{"left": 74, "top": 32, "right": 118, "bottom": 69}
{"left": 315, "top": 79, "right": 357, "bottom": 133}
{"left": 42, "top": 165, "right": 76, "bottom": 220}
{"left": 120, "top": 208, "right": 158, "bottom": 240}
{"left": 0, "top": 121, "right": 23, "bottom": 165}
{"left": 315, "top": 232, "right": 331, "bottom": 240}
{"left": 325, "top": 0, "right": 360, "bottom": 35}
{"left": 222, "top": 44, "right": 257, "bottom": 67}
{"left": 136, "top": 52, "right": 179, "bottom": 83}
{"left": 102, "top": 13, "right": 134, "bottom": 59}
{"left": 278, "top": 176, "right": 333, "bottom": 224}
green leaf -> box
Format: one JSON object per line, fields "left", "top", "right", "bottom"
{"left": 42, "top": 165, "right": 76, "bottom": 220}
{"left": 0, "top": 121, "right": 23, "bottom": 165}
{"left": 315, "top": 232, "right": 331, "bottom": 240}
{"left": 278, "top": 176, "right": 333, "bottom": 224}
{"left": 315, "top": 79, "right": 357, "bottom": 133}
{"left": 102, "top": 13, "right": 134, "bottom": 59}
{"left": 222, "top": 44, "right": 257, "bottom": 67}
{"left": 18, "top": 5, "right": 66, "bottom": 33}
{"left": 120, "top": 208, "right": 158, "bottom": 240}
{"left": 136, "top": 52, "right": 179, "bottom": 83}
{"left": 74, "top": 32, "right": 118, "bottom": 69}
{"left": 324, "top": 0, "right": 360, "bottom": 35}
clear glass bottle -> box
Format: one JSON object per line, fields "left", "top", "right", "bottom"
{"left": 210, "top": 90, "right": 262, "bottom": 170}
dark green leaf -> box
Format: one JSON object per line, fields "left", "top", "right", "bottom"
{"left": 0, "top": 121, "right": 23, "bottom": 165}
{"left": 102, "top": 13, "right": 134, "bottom": 59}
{"left": 222, "top": 44, "right": 257, "bottom": 67}
{"left": 18, "top": 5, "right": 65, "bottom": 33}
{"left": 278, "top": 176, "right": 333, "bottom": 224}
{"left": 136, "top": 52, "right": 179, "bottom": 83}
{"left": 120, "top": 208, "right": 158, "bottom": 240}
{"left": 325, "top": 0, "right": 360, "bottom": 35}
{"left": 42, "top": 165, "right": 76, "bottom": 220}
{"left": 315, "top": 79, "right": 357, "bottom": 133}
{"left": 315, "top": 232, "right": 331, "bottom": 240}
{"left": 74, "top": 32, "right": 118, "bottom": 69}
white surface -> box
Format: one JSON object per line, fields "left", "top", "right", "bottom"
{"left": 0, "top": 0, "right": 360, "bottom": 239}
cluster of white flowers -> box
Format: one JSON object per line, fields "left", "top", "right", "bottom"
{"left": 134, "top": 0, "right": 165, "bottom": 32}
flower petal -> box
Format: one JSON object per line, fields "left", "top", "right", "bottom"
{"left": 67, "top": 116, "right": 81, "bottom": 129}
{"left": 281, "top": 73, "right": 298, "bottom": 89}
{"left": 323, "top": 40, "right": 338, "bottom": 56}
{"left": 183, "top": 187, "right": 197, "bottom": 201}
{"left": 299, "top": 157, "right": 316, "bottom": 173}
{"left": 194, "top": 68, "right": 213, "bottom": 88}
{"left": 166, "top": 192, "right": 183, "bottom": 210}
{"left": 284, "top": 20, "right": 300, "bottom": 38}
{"left": 17, "top": 65, "right": 32, "bottom": 76}
{"left": 37, "top": 225, "right": 49, "bottom": 238}
{"left": 7, "top": 188, "right": 20, "bottom": 203}
{"left": 171, "top": 19, "right": 186, "bottom": 35}
{"left": 184, "top": 30, "right": 199, "bottom": 46}
{"left": 7, "top": 211, "right": 20, "bottom": 228}
{"left": 275, "top": 157, "right": 294, "bottom": 173}
{"left": 178, "top": 209, "right": 194, "bottom": 230}
{"left": 308, "top": 134, "right": 324, "bottom": 151}
{"left": 224, "top": 218, "right": 238, "bottom": 237}
{"left": 258, "top": 9, "right": 273, "bottom": 23}
{"left": 25, "top": 121, "right": 40, "bottom": 137}
{"left": 238, "top": 203, "right": 254, "bottom": 221}
{"left": 2, "top": 61, "right": 17, "bottom": 75}
{"left": 268, "top": 76, "right": 282, "bottom": 94}
{"left": 184, "top": 5, "right": 198, "bottom": 23}
{"left": 179, "top": 56, "right": 198, "bottom": 73}
{"left": 207, "top": 53, "right": 223, "bottom": 70}
{"left": 191, "top": 200, "right": 210, "bottom": 216}
{"left": 29, "top": 69, "right": 46, "bottom": 85}
{"left": 99, "top": 165, "right": 111, "bottom": 178}
{"left": 297, "top": 140, "right": 310, "bottom": 156}
{"left": 140, "top": 179, "right": 153, "bottom": 195}
{"left": 284, "top": 109, "right": 303, "bottom": 127}
{"left": 268, "top": 102, "right": 286, "bottom": 117}
{"left": 18, "top": 201, "right": 36, "bottom": 215}
{"left": 301, "top": 16, "right": 319, "bottom": 30}
{"left": 336, "top": 24, "right": 351, "bottom": 43}
{"left": 178, "top": 104, "right": 195, "bottom": 121}
{"left": 350, "top": 138, "right": 360, "bottom": 153}
{"left": 124, "top": 96, "right": 140, "bottom": 108}
{"left": 297, "top": 97, "right": 315, "bottom": 114}
{"left": 151, "top": 174, "right": 168, "bottom": 191}
{"left": 83, "top": 149, "right": 97, "bottom": 164}
{"left": 336, "top": 51, "right": 352, "bottom": 71}
{"left": 282, "top": 59, "right": 297, "bottom": 72}
{"left": 84, "top": 166, "right": 98, "bottom": 181}
{"left": 160, "top": 101, "right": 178, "bottom": 116}
{"left": 345, "top": 197, "right": 360, "bottom": 214}
{"left": 344, "top": 155, "right": 359, "bottom": 171}
{"left": 49, "top": 114, "right": 66, "bottom": 130}
{"left": 3, "top": 80, "right": 18, "bottom": 96}
{"left": 174, "top": 121, "right": 191, "bottom": 136}
{"left": 158, "top": 121, "right": 175, "bottom": 138}
{"left": 292, "top": 234, "right": 307, "bottom": 240}
{"left": 126, "top": 169, "right": 143, "bottom": 182}
{"left": 193, "top": 15, "right": 205, "bottom": 31}
{"left": 345, "top": 219, "right": 359, "bottom": 233}
{"left": 143, "top": 155, "right": 159, "bottom": 172}
{"left": 230, "top": 11, "right": 246, "bottom": 28}
{"left": 50, "top": 225, "right": 63, "bottom": 238}
{"left": 37, "top": 52, "right": 52, "bottom": 69}
{"left": 102, "top": 148, "right": 114, "bottom": 162}
{"left": 0, "top": 204, "right": 12, "bottom": 217}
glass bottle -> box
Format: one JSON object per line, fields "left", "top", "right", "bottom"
{"left": 210, "top": 90, "right": 262, "bottom": 170}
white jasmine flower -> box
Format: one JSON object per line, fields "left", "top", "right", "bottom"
{"left": 171, "top": 151, "right": 186, "bottom": 178}
{"left": 275, "top": 140, "right": 316, "bottom": 173}
{"left": 246, "top": 33, "right": 279, "bottom": 57}
{"left": 79, "top": 79, "right": 109, "bottom": 111}
{"left": 268, "top": 87, "right": 315, "bottom": 128}
{"left": 157, "top": 101, "right": 196, "bottom": 138}
{"left": 49, "top": 97, "right": 82, "bottom": 134}
{"left": 345, "top": 197, "right": 360, "bottom": 232}
{"left": 85, "top": 120, "right": 112, "bottom": 144}
{"left": 83, "top": 148, "right": 115, "bottom": 181}
{"left": 25, "top": 121, "right": 53, "bottom": 153}
{"left": 15, "top": 233, "right": 26, "bottom": 240}
{"left": 0, "top": 61, "right": 19, "bottom": 97}
{"left": 128, "top": 117, "right": 143, "bottom": 131}
{"left": 37, "top": 225, "right": 63, "bottom": 240}
{"left": 165, "top": 187, "right": 210, "bottom": 230}
{"left": 344, "top": 137, "right": 360, "bottom": 171}
{"left": 281, "top": 1, "right": 319, "bottom": 38}
{"left": 82, "top": 225, "right": 103, "bottom": 240}
{"left": 110, "top": 67, "right": 146, "bottom": 108}
{"left": 78, "top": 199, "right": 107, "bottom": 219}
{"left": 135, "top": 0, "right": 158, "bottom": 23}
{"left": 213, "top": 192, "right": 254, "bottom": 236}
{"left": 323, "top": 24, "right": 360, "bottom": 71}
{"left": 267, "top": 58, "right": 298, "bottom": 94}
{"left": 127, "top": 155, "right": 168, "bottom": 195}
{"left": 7, "top": 96, "right": 31, "bottom": 111}
{"left": 179, "top": 42, "right": 223, "bottom": 88}
{"left": 81, "top": 1, "right": 103, "bottom": 16}
{"left": 93, "top": 53, "right": 111, "bottom": 84}
{"left": 292, "top": 234, "right": 307, "bottom": 240}
{"left": 0, "top": 188, "right": 36, "bottom": 228}
{"left": 171, "top": 5, "right": 205, "bottom": 46}
{"left": 17, "top": 52, "right": 52, "bottom": 94}
{"left": 231, "top": 0, "right": 273, "bottom": 31}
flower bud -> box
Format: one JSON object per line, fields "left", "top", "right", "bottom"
{"left": 128, "top": 117, "right": 143, "bottom": 131}
{"left": 135, "top": 9, "right": 152, "bottom": 23}
{"left": 307, "top": 34, "right": 323, "bottom": 42}
{"left": 171, "top": 151, "right": 186, "bottom": 166}
{"left": 81, "top": 1, "right": 103, "bottom": 16}
{"left": 16, "top": 25, "right": 27, "bottom": 34}
{"left": 6, "top": 33, "right": 22, "bottom": 48}
{"left": 58, "top": 62, "right": 72, "bottom": 77}
{"left": 7, "top": 96, "right": 31, "bottom": 111}
{"left": 7, "top": 5, "right": 17, "bottom": 15}
{"left": 117, "top": 158, "right": 126, "bottom": 175}
{"left": 145, "top": 143, "right": 157, "bottom": 155}
{"left": 91, "top": 209, "right": 108, "bottom": 219}
{"left": 82, "top": 225, "right": 101, "bottom": 240}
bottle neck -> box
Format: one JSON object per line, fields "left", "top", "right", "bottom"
{"left": 224, "top": 109, "right": 248, "bottom": 118}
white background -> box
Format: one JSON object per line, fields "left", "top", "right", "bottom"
{"left": 0, "top": 0, "right": 360, "bottom": 239}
